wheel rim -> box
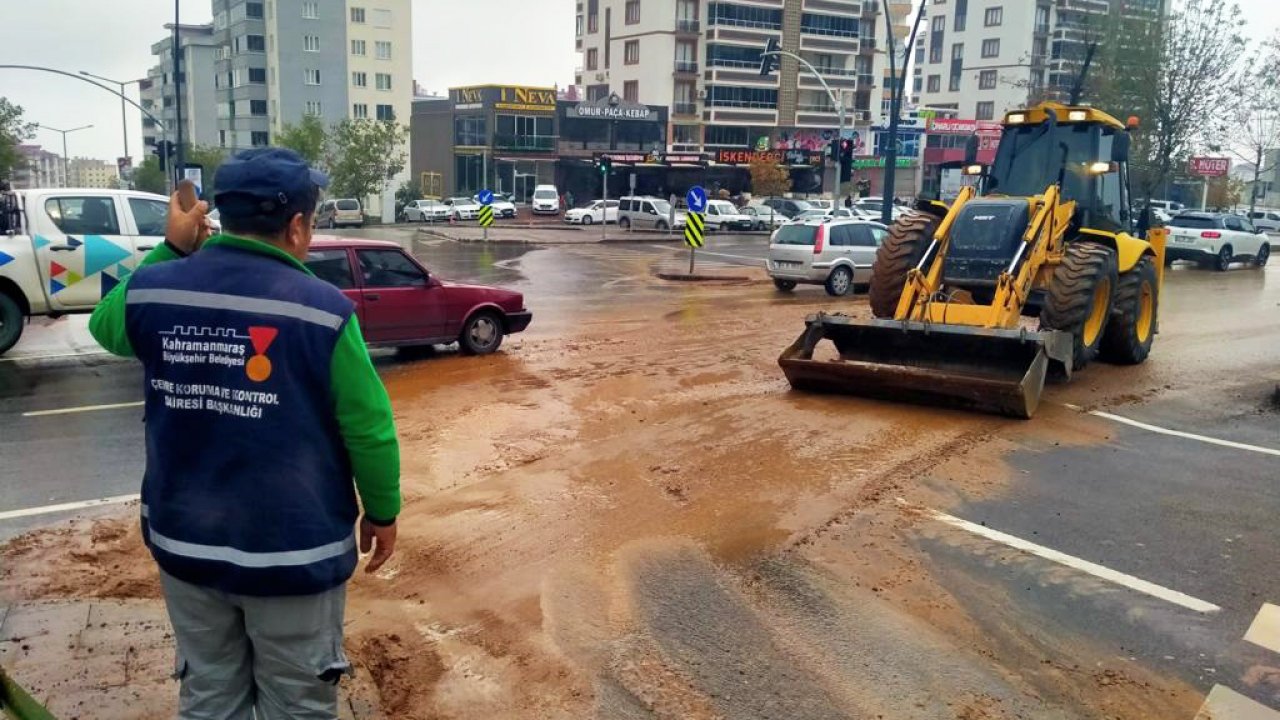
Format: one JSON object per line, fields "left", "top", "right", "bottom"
{"left": 583, "top": 216, "right": 592, "bottom": 225}
{"left": 1136, "top": 281, "right": 1154, "bottom": 343}
{"left": 470, "top": 317, "right": 498, "bottom": 348}
{"left": 833, "top": 269, "right": 850, "bottom": 294}
{"left": 1259, "top": 245, "right": 1270, "bottom": 265}
{"left": 1082, "top": 277, "right": 1111, "bottom": 346}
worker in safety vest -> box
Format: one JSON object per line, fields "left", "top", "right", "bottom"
{"left": 89, "top": 147, "right": 400, "bottom": 719}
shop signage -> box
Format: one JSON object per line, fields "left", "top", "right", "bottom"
{"left": 851, "top": 157, "right": 917, "bottom": 169}
{"left": 573, "top": 96, "right": 655, "bottom": 121}
{"left": 593, "top": 152, "right": 709, "bottom": 165}
{"left": 715, "top": 149, "right": 822, "bottom": 166}
{"left": 450, "top": 85, "right": 557, "bottom": 112}
{"left": 1188, "top": 156, "right": 1230, "bottom": 177}
{"left": 928, "top": 118, "right": 1004, "bottom": 135}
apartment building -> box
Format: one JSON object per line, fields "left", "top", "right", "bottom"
{"left": 10, "top": 145, "right": 65, "bottom": 190}
{"left": 344, "top": 0, "right": 413, "bottom": 129}
{"left": 912, "top": 0, "right": 1167, "bottom": 122}
{"left": 141, "top": 24, "right": 221, "bottom": 153}
{"left": 575, "top": 0, "right": 912, "bottom": 156}
{"left": 68, "top": 158, "right": 122, "bottom": 189}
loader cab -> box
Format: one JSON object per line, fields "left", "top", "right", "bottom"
{"left": 984, "top": 108, "right": 1132, "bottom": 236}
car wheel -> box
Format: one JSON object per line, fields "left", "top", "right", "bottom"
{"left": 825, "top": 266, "right": 853, "bottom": 296}
{"left": 773, "top": 278, "right": 797, "bottom": 292}
{"left": 619, "top": 217, "right": 631, "bottom": 230}
{"left": 656, "top": 220, "right": 669, "bottom": 231}
{"left": 0, "top": 292, "right": 24, "bottom": 356}
{"left": 328, "top": 217, "right": 336, "bottom": 229}
{"left": 459, "top": 311, "right": 504, "bottom": 355}
{"left": 1214, "top": 244, "right": 1233, "bottom": 272}
{"left": 582, "top": 215, "right": 593, "bottom": 225}
{"left": 1255, "top": 243, "right": 1270, "bottom": 267}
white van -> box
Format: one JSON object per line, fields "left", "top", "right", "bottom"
{"left": 1148, "top": 200, "right": 1186, "bottom": 214}
{"left": 531, "top": 185, "right": 561, "bottom": 215}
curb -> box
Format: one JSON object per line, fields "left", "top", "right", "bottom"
{"left": 655, "top": 272, "right": 754, "bottom": 283}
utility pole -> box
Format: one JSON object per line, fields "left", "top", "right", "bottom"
{"left": 880, "top": 0, "right": 929, "bottom": 225}
{"left": 172, "top": 0, "right": 185, "bottom": 186}
{"left": 760, "top": 38, "right": 845, "bottom": 199}
{"left": 79, "top": 72, "right": 137, "bottom": 165}
{"left": 36, "top": 124, "right": 93, "bottom": 187}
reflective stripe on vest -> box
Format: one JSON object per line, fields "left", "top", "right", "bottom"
{"left": 127, "top": 288, "right": 346, "bottom": 330}
{"left": 141, "top": 504, "right": 355, "bottom": 569}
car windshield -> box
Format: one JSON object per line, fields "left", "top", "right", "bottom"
{"left": 790, "top": 200, "right": 813, "bottom": 212}
{"left": 1168, "top": 215, "right": 1218, "bottom": 229}
{"left": 795, "top": 210, "right": 827, "bottom": 221}
{"left": 988, "top": 121, "right": 1096, "bottom": 200}
{"left": 773, "top": 224, "right": 819, "bottom": 245}
{"left": 450, "top": 197, "right": 472, "bottom": 204}
{"left": 533, "top": 190, "right": 557, "bottom": 200}
{"left": 652, "top": 200, "right": 673, "bottom": 214}
{"left": 336, "top": 200, "right": 360, "bottom": 211}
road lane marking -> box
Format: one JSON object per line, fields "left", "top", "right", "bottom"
{"left": 0, "top": 494, "right": 139, "bottom": 522}
{"left": 1195, "top": 685, "right": 1280, "bottom": 719}
{"left": 1244, "top": 603, "right": 1280, "bottom": 655}
{"left": 903, "top": 500, "right": 1221, "bottom": 614}
{"left": 1066, "top": 406, "right": 1280, "bottom": 458}
{"left": 647, "top": 245, "right": 766, "bottom": 264}
{"left": 22, "top": 401, "right": 144, "bottom": 418}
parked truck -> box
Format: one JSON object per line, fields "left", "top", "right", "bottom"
{"left": 0, "top": 187, "right": 172, "bottom": 356}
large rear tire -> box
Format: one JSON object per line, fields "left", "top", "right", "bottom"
{"left": 1100, "top": 256, "right": 1158, "bottom": 365}
{"left": 0, "top": 293, "right": 23, "bottom": 356}
{"left": 1040, "top": 241, "right": 1119, "bottom": 371}
{"left": 869, "top": 213, "right": 937, "bottom": 318}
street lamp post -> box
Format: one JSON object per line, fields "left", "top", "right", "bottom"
{"left": 79, "top": 71, "right": 141, "bottom": 164}
{"left": 880, "top": 0, "right": 929, "bottom": 225}
{"left": 760, "top": 49, "right": 847, "bottom": 198}
{"left": 35, "top": 124, "right": 93, "bottom": 188}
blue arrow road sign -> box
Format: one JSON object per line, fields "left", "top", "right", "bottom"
{"left": 478, "top": 188, "right": 494, "bottom": 206}
{"left": 686, "top": 186, "right": 707, "bottom": 213}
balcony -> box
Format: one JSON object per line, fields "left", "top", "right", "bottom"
{"left": 674, "top": 60, "right": 699, "bottom": 74}
{"left": 492, "top": 135, "right": 557, "bottom": 152}
{"left": 796, "top": 103, "right": 838, "bottom": 114}
{"left": 673, "top": 102, "right": 698, "bottom": 116}
{"left": 676, "top": 19, "right": 700, "bottom": 34}
{"left": 708, "top": 18, "right": 781, "bottom": 31}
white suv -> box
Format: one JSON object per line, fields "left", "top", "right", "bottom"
{"left": 1166, "top": 212, "right": 1271, "bottom": 270}
{"left": 703, "top": 200, "right": 755, "bottom": 232}
{"left": 767, "top": 218, "right": 889, "bottom": 296}
{"left": 531, "top": 185, "right": 561, "bottom": 215}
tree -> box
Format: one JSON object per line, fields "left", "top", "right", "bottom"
{"left": 132, "top": 156, "right": 167, "bottom": 195}
{"left": 748, "top": 158, "right": 791, "bottom": 199}
{"left": 394, "top": 178, "right": 421, "bottom": 220}
{"left": 0, "top": 98, "right": 36, "bottom": 183}
{"left": 1231, "top": 34, "right": 1280, "bottom": 215}
{"left": 325, "top": 119, "right": 407, "bottom": 202}
{"left": 273, "top": 115, "right": 328, "bottom": 167}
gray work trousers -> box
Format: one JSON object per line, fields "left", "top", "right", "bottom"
{"left": 159, "top": 570, "right": 351, "bottom": 720}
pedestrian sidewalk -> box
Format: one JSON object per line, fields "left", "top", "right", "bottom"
{"left": 0, "top": 599, "right": 381, "bottom": 719}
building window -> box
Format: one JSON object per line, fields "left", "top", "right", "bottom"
{"left": 588, "top": 13, "right": 598, "bottom": 32}
{"left": 352, "top": 71, "right": 367, "bottom": 87}
{"left": 376, "top": 41, "right": 392, "bottom": 60}
{"left": 495, "top": 114, "right": 554, "bottom": 149}
{"left": 251, "top": 131, "right": 270, "bottom": 146}
{"left": 351, "top": 39, "right": 366, "bottom": 55}
{"left": 931, "top": 15, "right": 944, "bottom": 32}
{"left": 305, "top": 68, "right": 321, "bottom": 85}
{"left": 952, "top": 43, "right": 963, "bottom": 60}
{"left": 372, "top": 8, "right": 391, "bottom": 27}
{"left": 949, "top": 73, "right": 961, "bottom": 91}
{"left": 927, "top": 75, "right": 940, "bottom": 92}
{"left": 976, "top": 101, "right": 994, "bottom": 120}
{"left": 984, "top": 7, "right": 1002, "bottom": 26}
{"left": 250, "top": 99, "right": 268, "bottom": 116}
{"left": 930, "top": 46, "right": 942, "bottom": 63}
{"left": 304, "top": 34, "right": 320, "bottom": 52}
{"left": 248, "top": 67, "right": 266, "bottom": 84}
{"left": 302, "top": 1, "right": 317, "bottom": 19}
{"left": 706, "top": 85, "right": 778, "bottom": 109}
{"left": 625, "top": 0, "right": 640, "bottom": 24}
{"left": 376, "top": 104, "right": 395, "bottom": 121}
{"left": 955, "top": 0, "right": 967, "bottom": 31}
{"left": 625, "top": 40, "right": 639, "bottom": 64}
{"left": 707, "top": 2, "right": 783, "bottom": 30}
{"left": 800, "top": 12, "right": 859, "bottom": 37}
{"left": 350, "top": 7, "right": 365, "bottom": 23}
{"left": 376, "top": 73, "right": 392, "bottom": 91}
{"left": 353, "top": 103, "right": 368, "bottom": 119}
{"left": 454, "top": 115, "right": 487, "bottom": 145}
{"left": 624, "top": 80, "right": 639, "bottom": 102}
{"left": 981, "top": 38, "right": 999, "bottom": 57}
{"left": 586, "top": 48, "right": 598, "bottom": 70}
{"left": 246, "top": 34, "right": 265, "bottom": 52}
{"left": 305, "top": 101, "right": 322, "bottom": 116}
{"left": 246, "top": 2, "right": 264, "bottom": 19}
{"left": 979, "top": 69, "right": 997, "bottom": 89}
{"left": 1035, "top": 4, "right": 1050, "bottom": 33}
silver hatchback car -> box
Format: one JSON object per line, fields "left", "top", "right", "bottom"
{"left": 767, "top": 218, "right": 888, "bottom": 296}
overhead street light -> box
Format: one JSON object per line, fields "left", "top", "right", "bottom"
{"left": 35, "top": 123, "right": 94, "bottom": 187}
{"left": 80, "top": 70, "right": 143, "bottom": 164}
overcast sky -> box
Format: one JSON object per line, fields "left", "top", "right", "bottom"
{"left": 0, "top": 0, "right": 1275, "bottom": 162}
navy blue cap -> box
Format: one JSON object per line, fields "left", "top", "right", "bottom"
{"left": 213, "top": 147, "right": 329, "bottom": 220}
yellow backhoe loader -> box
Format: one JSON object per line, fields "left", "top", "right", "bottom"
{"left": 779, "top": 102, "right": 1167, "bottom": 418}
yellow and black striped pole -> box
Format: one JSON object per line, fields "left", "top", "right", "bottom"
{"left": 684, "top": 212, "right": 705, "bottom": 273}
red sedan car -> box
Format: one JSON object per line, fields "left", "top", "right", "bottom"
{"left": 304, "top": 237, "right": 531, "bottom": 354}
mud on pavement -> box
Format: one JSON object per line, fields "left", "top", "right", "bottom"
{"left": 1, "top": 278, "right": 1211, "bottom": 719}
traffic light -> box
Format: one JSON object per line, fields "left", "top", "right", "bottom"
{"left": 759, "top": 37, "right": 780, "bottom": 76}
{"left": 152, "top": 140, "right": 176, "bottom": 171}
{"left": 597, "top": 155, "right": 612, "bottom": 175}
{"left": 839, "top": 138, "right": 854, "bottom": 184}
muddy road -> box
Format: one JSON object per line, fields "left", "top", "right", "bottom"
{"left": 2, "top": 235, "right": 1277, "bottom": 719}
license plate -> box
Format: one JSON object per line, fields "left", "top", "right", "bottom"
{"left": 1174, "top": 236, "right": 1196, "bottom": 244}
{"left": 777, "top": 261, "right": 801, "bottom": 268}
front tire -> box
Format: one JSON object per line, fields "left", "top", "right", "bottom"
{"left": 1214, "top": 245, "right": 1233, "bottom": 272}
{"left": 869, "top": 213, "right": 937, "bottom": 318}
{"left": 459, "top": 311, "right": 504, "bottom": 355}
{"left": 1255, "top": 243, "right": 1270, "bottom": 267}
{"left": 619, "top": 217, "right": 631, "bottom": 230}
{"left": 825, "top": 266, "right": 853, "bottom": 297}
{"left": 582, "top": 215, "right": 594, "bottom": 225}
{"left": 656, "top": 220, "right": 669, "bottom": 231}
{"left": 773, "top": 278, "right": 797, "bottom": 292}
{"left": 0, "top": 293, "right": 24, "bottom": 356}
{"left": 1101, "top": 256, "right": 1158, "bottom": 365}
{"left": 1040, "top": 241, "right": 1119, "bottom": 371}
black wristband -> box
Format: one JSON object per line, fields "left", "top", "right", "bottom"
{"left": 163, "top": 240, "right": 190, "bottom": 258}
{"left": 364, "top": 514, "right": 397, "bottom": 527}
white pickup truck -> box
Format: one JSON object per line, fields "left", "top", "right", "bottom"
{"left": 0, "top": 187, "right": 172, "bottom": 355}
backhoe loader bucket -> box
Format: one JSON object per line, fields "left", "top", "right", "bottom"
{"left": 778, "top": 314, "right": 1074, "bottom": 419}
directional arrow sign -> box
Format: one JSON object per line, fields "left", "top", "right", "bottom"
{"left": 478, "top": 188, "right": 494, "bottom": 206}
{"left": 686, "top": 185, "right": 707, "bottom": 214}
